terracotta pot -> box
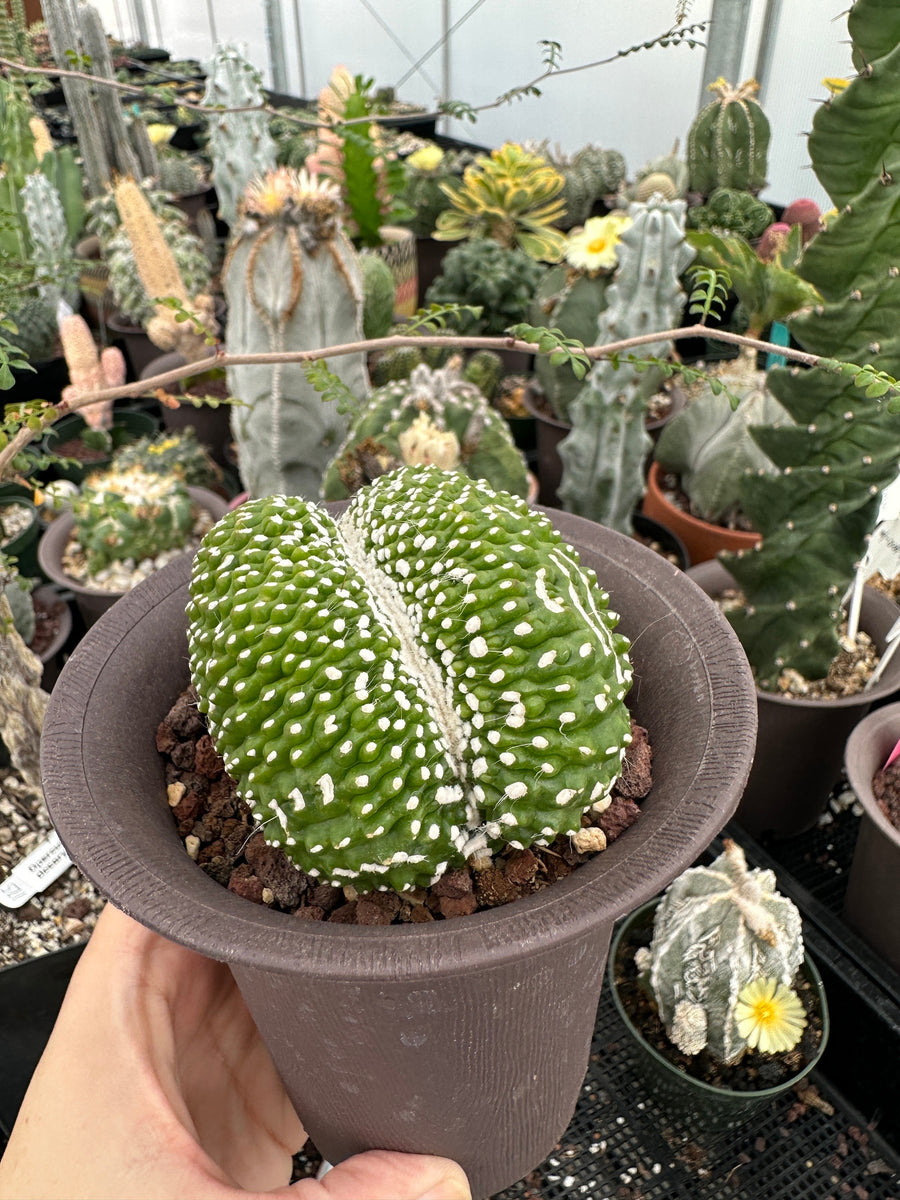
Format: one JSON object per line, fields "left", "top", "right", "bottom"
{"left": 843, "top": 702, "right": 900, "bottom": 972}
{"left": 40, "top": 509, "right": 756, "bottom": 1199}
{"left": 36, "top": 487, "right": 228, "bottom": 629}
{"left": 689, "top": 559, "right": 900, "bottom": 838}
{"left": 642, "top": 462, "right": 761, "bottom": 565}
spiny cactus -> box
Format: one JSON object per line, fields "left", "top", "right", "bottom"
{"left": 538, "top": 143, "right": 627, "bottom": 228}
{"left": 73, "top": 464, "right": 194, "bottom": 573}
{"left": 186, "top": 464, "right": 633, "bottom": 893}
{"left": 155, "top": 152, "right": 207, "bottom": 198}
{"left": 224, "top": 167, "right": 367, "bottom": 500}
{"left": 636, "top": 841, "right": 804, "bottom": 1063}
{"left": 359, "top": 252, "right": 396, "bottom": 339}
{"left": 686, "top": 187, "right": 774, "bottom": 240}
{"left": 619, "top": 147, "right": 690, "bottom": 206}
{"left": 687, "top": 78, "right": 770, "bottom": 197}
{"left": 322, "top": 361, "right": 530, "bottom": 500}
{"left": 723, "top": 0, "right": 900, "bottom": 687}
{"left": 21, "top": 172, "right": 79, "bottom": 307}
{"left": 112, "top": 427, "right": 218, "bottom": 488}
{"left": 203, "top": 43, "right": 277, "bottom": 230}
{"left": 556, "top": 199, "right": 695, "bottom": 532}
{"left": 425, "top": 239, "right": 546, "bottom": 336}
{"left": 463, "top": 349, "right": 504, "bottom": 401}
{"left": 59, "top": 310, "right": 126, "bottom": 431}
{"left": 6, "top": 294, "right": 60, "bottom": 362}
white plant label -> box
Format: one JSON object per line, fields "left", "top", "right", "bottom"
{"left": 0, "top": 831, "right": 73, "bottom": 908}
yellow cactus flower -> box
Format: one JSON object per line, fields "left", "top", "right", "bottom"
{"left": 565, "top": 214, "right": 632, "bottom": 273}
{"left": 407, "top": 144, "right": 445, "bottom": 173}
{"left": 146, "top": 123, "right": 177, "bottom": 145}
{"left": 734, "top": 977, "right": 807, "bottom": 1055}
{"left": 822, "top": 77, "right": 850, "bottom": 95}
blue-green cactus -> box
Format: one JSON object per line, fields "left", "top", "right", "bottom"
{"left": 187, "top": 465, "right": 633, "bottom": 893}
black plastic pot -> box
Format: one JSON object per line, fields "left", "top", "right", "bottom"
{"left": 0, "top": 497, "right": 41, "bottom": 579}
{"left": 42, "top": 411, "right": 160, "bottom": 485}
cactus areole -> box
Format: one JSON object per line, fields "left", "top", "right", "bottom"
{"left": 187, "top": 466, "right": 634, "bottom": 892}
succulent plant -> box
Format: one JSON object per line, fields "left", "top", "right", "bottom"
{"left": 686, "top": 187, "right": 774, "bottom": 240}
{"left": 463, "top": 349, "right": 504, "bottom": 401}
{"left": 186, "top": 464, "right": 634, "bottom": 893}
{"left": 6, "top": 294, "right": 61, "bottom": 362}
{"left": 358, "top": 252, "right": 396, "bottom": 339}
{"left": 322, "top": 361, "right": 530, "bottom": 500}
{"left": 20, "top": 171, "right": 80, "bottom": 307}
{"left": 58, "top": 311, "right": 126, "bottom": 432}
{"left": 433, "top": 142, "right": 567, "bottom": 262}
{"left": 618, "top": 147, "right": 690, "bottom": 206}
{"left": 0, "top": 552, "right": 34, "bottom": 645}
{"left": 155, "top": 151, "right": 207, "bottom": 198}
{"left": 396, "top": 143, "right": 477, "bottom": 238}
{"left": 224, "top": 167, "right": 366, "bottom": 499}
{"left": 73, "top": 464, "right": 194, "bottom": 573}
{"left": 635, "top": 841, "right": 804, "bottom": 1063}
{"left": 687, "top": 78, "right": 771, "bottom": 197}
{"left": 780, "top": 198, "right": 823, "bottom": 244}
{"left": 425, "top": 239, "right": 546, "bottom": 337}
{"left": 536, "top": 143, "right": 627, "bottom": 228}
{"left": 202, "top": 43, "right": 277, "bottom": 230}
{"left": 112, "top": 427, "right": 219, "bottom": 489}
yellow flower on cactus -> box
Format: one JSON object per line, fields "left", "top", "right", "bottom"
{"left": 407, "top": 143, "right": 445, "bottom": 173}
{"left": 146, "top": 123, "right": 177, "bottom": 145}
{"left": 821, "top": 76, "right": 850, "bottom": 96}
{"left": 565, "top": 214, "right": 632, "bottom": 273}
{"left": 734, "top": 977, "right": 807, "bottom": 1054}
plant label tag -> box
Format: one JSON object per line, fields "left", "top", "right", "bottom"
{"left": 0, "top": 831, "right": 73, "bottom": 909}
{"left": 885, "top": 737, "right": 900, "bottom": 771}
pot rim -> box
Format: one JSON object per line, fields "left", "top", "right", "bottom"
{"left": 608, "top": 899, "right": 830, "bottom": 1100}
{"left": 41, "top": 507, "right": 758, "bottom": 981}
{"left": 845, "top": 701, "right": 900, "bottom": 846}
{"left": 645, "top": 461, "right": 761, "bottom": 548}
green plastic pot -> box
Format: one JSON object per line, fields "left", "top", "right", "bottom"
{"left": 608, "top": 900, "right": 830, "bottom": 1131}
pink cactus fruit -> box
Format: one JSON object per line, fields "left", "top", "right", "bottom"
{"left": 757, "top": 221, "right": 792, "bottom": 262}
{"left": 780, "top": 198, "right": 823, "bottom": 243}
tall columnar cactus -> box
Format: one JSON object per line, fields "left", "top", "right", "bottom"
{"left": 20, "top": 172, "right": 79, "bottom": 307}
{"left": 59, "top": 310, "right": 126, "bottom": 431}
{"left": 724, "top": 0, "right": 900, "bottom": 687}
{"left": 113, "top": 177, "right": 217, "bottom": 361}
{"left": 187, "top": 465, "right": 633, "bottom": 893}
{"left": 687, "top": 78, "right": 770, "bottom": 197}
{"left": 636, "top": 841, "right": 804, "bottom": 1063}
{"left": 73, "top": 465, "right": 193, "bottom": 572}
{"left": 202, "top": 43, "right": 276, "bottom": 230}
{"left": 556, "top": 199, "right": 695, "bottom": 532}
{"left": 322, "top": 361, "right": 530, "bottom": 500}
{"left": 224, "top": 167, "right": 368, "bottom": 499}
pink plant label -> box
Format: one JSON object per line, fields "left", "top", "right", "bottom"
{"left": 884, "top": 737, "right": 900, "bottom": 770}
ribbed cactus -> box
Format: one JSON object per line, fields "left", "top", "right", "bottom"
{"left": 686, "top": 187, "right": 774, "bottom": 240}
{"left": 187, "top": 464, "right": 633, "bottom": 892}
{"left": 73, "top": 465, "right": 194, "bottom": 572}
{"left": 556, "top": 199, "right": 695, "bottom": 532}
{"left": 687, "top": 78, "right": 770, "bottom": 197}
{"left": 21, "top": 172, "right": 79, "bottom": 306}
{"left": 6, "top": 295, "right": 60, "bottom": 362}
{"left": 463, "top": 349, "right": 504, "bottom": 401}
{"left": 425, "top": 239, "right": 546, "bottom": 336}
{"left": 156, "top": 152, "right": 207, "bottom": 198}
{"left": 202, "top": 43, "right": 276, "bottom": 230}
{"left": 724, "top": 0, "right": 900, "bottom": 687}
{"left": 359, "top": 253, "right": 396, "bottom": 339}
{"left": 113, "top": 177, "right": 217, "bottom": 361}
{"left": 59, "top": 310, "right": 126, "bottom": 431}
{"left": 636, "top": 841, "right": 804, "bottom": 1064}
{"left": 541, "top": 143, "right": 627, "bottom": 228}
{"left": 619, "top": 147, "right": 690, "bottom": 206}
{"left": 224, "top": 167, "right": 367, "bottom": 500}
{"left": 322, "top": 361, "right": 530, "bottom": 500}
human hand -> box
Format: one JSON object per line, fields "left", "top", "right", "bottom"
{"left": 0, "top": 903, "right": 471, "bottom": 1200}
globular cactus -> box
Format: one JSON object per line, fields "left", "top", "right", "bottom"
{"left": 186, "top": 464, "right": 634, "bottom": 893}
{"left": 368, "top": 342, "right": 427, "bottom": 387}
{"left": 780, "top": 198, "right": 823, "bottom": 244}
{"left": 425, "top": 239, "right": 546, "bottom": 336}
{"left": 112, "top": 427, "right": 219, "bottom": 488}
{"left": 635, "top": 841, "right": 805, "bottom": 1063}
{"left": 463, "top": 349, "right": 504, "bottom": 401}
{"left": 202, "top": 43, "right": 277, "bottom": 230}
{"left": 224, "top": 167, "right": 367, "bottom": 500}
{"left": 0, "top": 554, "right": 35, "bottom": 645}
{"left": 686, "top": 186, "right": 774, "bottom": 240}
{"left": 73, "top": 464, "right": 194, "bottom": 573}
{"left": 59, "top": 310, "right": 126, "bottom": 431}
{"left": 687, "top": 78, "right": 771, "bottom": 197}
{"left": 540, "top": 143, "right": 627, "bottom": 228}
{"left": 557, "top": 199, "right": 695, "bottom": 532}
{"left": 155, "top": 152, "right": 207, "bottom": 199}
{"left": 619, "top": 147, "right": 690, "bottom": 206}
{"left": 322, "top": 361, "right": 530, "bottom": 500}
{"left": 359, "top": 252, "right": 396, "bottom": 339}
{"left": 113, "top": 177, "right": 217, "bottom": 361}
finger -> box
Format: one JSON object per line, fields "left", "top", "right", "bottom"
{"left": 283, "top": 1151, "right": 471, "bottom": 1200}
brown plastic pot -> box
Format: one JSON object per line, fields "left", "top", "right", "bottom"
{"left": 37, "top": 487, "right": 228, "bottom": 628}
{"left": 689, "top": 559, "right": 900, "bottom": 838}
{"left": 843, "top": 702, "right": 900, "bottom": 973}
{"left": 40, "top": 510, "right": 757, "bottom": 1198}
{"left": 642, "top": 462, "right": 761, "bottom": 566}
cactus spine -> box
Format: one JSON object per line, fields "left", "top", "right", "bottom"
{"left": 224, "top": 167, "right": 367, "bottom": 499}
{"left": 556, "top": 199, "right": 695, "bottom": 532}
{"left": 21, "top": 172, "right": 79, "bottom": 307}
{"left": 636, "top": 841, "right": 804, "bottom": 1063}
{"left": 203, "top": 44, "right": 276, "bottom": 230}
{"left": 687, "top": 78, "right": 770, "bottom": 197}
{"left": 59, "top": 310, "right": 126, "bottom": 430}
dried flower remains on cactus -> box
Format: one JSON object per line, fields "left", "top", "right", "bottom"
{"left": 187, "top": 465, "right": 634, "bottom": 893}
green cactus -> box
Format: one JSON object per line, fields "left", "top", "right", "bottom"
{"left": 203, "top": 44, "right": 277, "bottom": 230}
{"left": 73, "top": 464, "right": 194, "bottom": 573}
{"left": 224, "top": 168, "right": 366, "bottom": 500}
{"left": 368, "top": 343, "right": 426, "bottom": 387}
{"left": 425, "top": 239, "right": 546, "bottom": 336}
{"left": 556, "top": 199, "right": 695, "bottom": 532}
{"left": 359, "top": 252, "right": 396, "bottom": 339}
{"left": 540, "top": 143, "right": 627, "bottom": 228}
{"left": 112, "top": 427, "right": 219, "bottom": 489}
{"left": 530, "top": 264, "right": 613, "bottom": 421}
{"left": 322, "top": 361, "right": 530, "bottom": 500}
{"left": 636, "top": 841, "right": 805, "bottom": 1063}
{"left": 619, "top": 147, "right": 690, "bottom": 206}
{"left": 0, "top": 553, "right": 35, "bottom": 645}
{"left": 463, "top": 349, "right": 504, "bottom": 401}
{"left": 6, "top": 294, "right": 61, "bottom": 362}
{"left": 156, "top": 151, "right": 207, "bottom": 198}
{"left": 686, "top": 187, "right": 774, "bottom": 240}
{"left": 396, "top": 143, "right": 477, "bottom": 238}
{"left": 186, "top": 464, "right": 633, "bottom": 892}
{"left": 687, "top": 78, "right": 771, "bottom": 197}
{"left": 719, "top": 0, "right": 900, "bottom": 687}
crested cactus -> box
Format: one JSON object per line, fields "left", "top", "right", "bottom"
{"left": 723, "top": 0, "right": 900, "bottom": 687}
{"left": 59, "top": 310, "right": 126, "bottom": 431}
{"left": 73, "top": 464, "right": 194, "bottom": 573}
{"left": 224, "top": 167, "right": 367, "bottom": 500}
{"left": 203, "top": 43, "right": 277, "bottom": 230}
{"left": 322, "top": 361, "right": 530, "bottom": 500}
{"left": 186, "top": 464, "right": 633, "bottom": 892}
{"left": 556, "top": 199, "right": 695, "bottom": 532}
{"left": 687, "top": 78, "right": 770, "bottom": 197}
{"left": 636, "top": 841, "right": 804, "bottom": 1063}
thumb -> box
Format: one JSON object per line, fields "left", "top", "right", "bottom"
{"left": 288, "top": 1149, "right": 472, "bottom": 1200}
